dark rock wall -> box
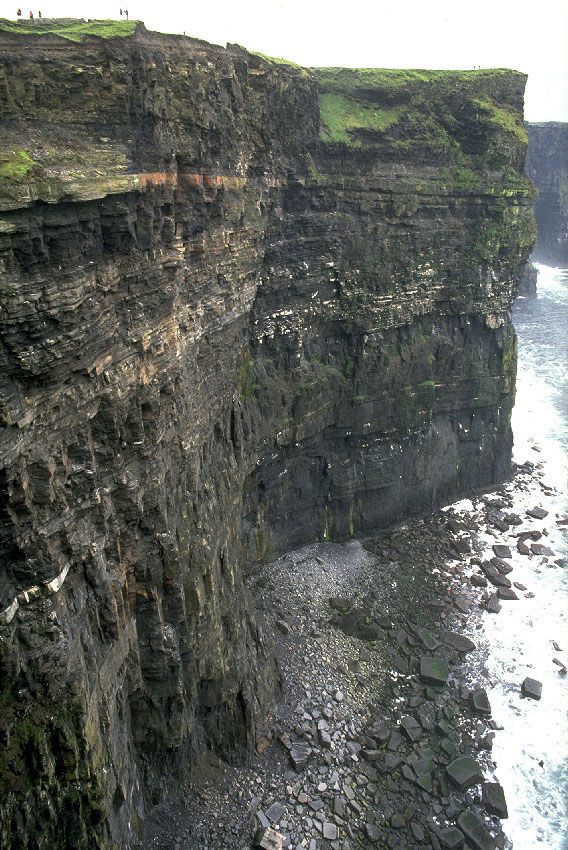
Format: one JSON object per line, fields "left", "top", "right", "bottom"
{"left": 526, "top": 122, "right": 568, "bottom": 266}
{"left": 0, "top": 25, "right": 534, "bottom": 849}
{"left": 517, "top": 260, "right": 538, "bottom": 298}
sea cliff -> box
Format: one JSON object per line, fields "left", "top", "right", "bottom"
{"left": 0, "top": 20, "right": 535, "bottom": 848}
{"left": 525, "top": 121, "right": 568, "bottom": 266}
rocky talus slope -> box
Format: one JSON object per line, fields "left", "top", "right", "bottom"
{"left": 0, "top": 20, "right": 534, "bottom": 849}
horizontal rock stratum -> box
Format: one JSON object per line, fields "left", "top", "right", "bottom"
{"left": 0, "top": 19, "right": 535, "bottom": 849}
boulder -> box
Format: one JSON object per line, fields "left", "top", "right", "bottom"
{"left": 443, "top": 631, "right": 476, "bottom": 654}
{"left": 482, "top": 782, "right": 508, "bottom": 818}
{"left": 469, "top": 688, "right": 491, "bottom": 715}
{"left": 492, "top": 544, "right": 512, "bottom": 559}
{"left": 265, "top": 802, "right": 285, "bottom": 824}
{"left": 254, "top": 826, "right": 285, "bottom": 850}
{"left": 446, "top": 756, "right": 483, "bottom": 790}
{"left": 289, "top": 743, "right": 312, "bottom": 769}
{"left": 486, "top": 594, "right": 502, "bottom": 613}
{"left": 400, "top": 715, "right": 422, "bottom": 742}
{"left": 438, "top": 826, "right": 465, "bottom": 849}
{"left": 526, "top": 506, "right": 548, "bottom": 519}
{"left": 521, "top": 677, "right": 542, "bottom": 700}
{"left": 419, "top": 656, "right": 449, "bottom": 685}
{"left": 457, "top": 808, "right": 496, "bottom": 850}
{"left": 497, "top": 586, "right": 518, "bottom": 600}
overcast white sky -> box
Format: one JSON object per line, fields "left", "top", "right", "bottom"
{"left": 3, "top": 0, "right": 567, "bottom": 121}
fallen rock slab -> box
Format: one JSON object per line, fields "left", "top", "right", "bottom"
{"left": 469, "top": 687, "right": 492, "bottom": 715}
{"left": 265, "top": 802, "right": 285, "bottom": 824}
{"left": 481, "top": 564, "right": 511, "bottom": 588}
{"left": 492, "top": 544, "right": 512, "bottom": 559}
{"left": 289, "top": 743, "right": 312, "bottom": 769}
{"left": 490, "top": 557, "right": 513, "bottom": 575}
{"left": 531, "top": 543, "right": 555, "bottom": 557}
{"left": 400, "top": 715, "right": 422, "bottom": 742}
{"left": 457, "top": 808, "right": 496, "bottom": 850}
{"left": 420, "top": 656, "right": 449, "bottom": 685}
{"left": 485, "top": 593, "right": 502, "bottom": 613}
{"left": 527, "top": 506, "right": 548, "bottom": 519}
{"left": 482, "top": 782, "right": 508, "bottom": 819}
{"left": 438, "top": 826, "right": 465, "bottom": 849}
{"left": 416, "top": 627, "right": 440, "bottom": 651}
{"left": 471, "top": 573, "right": 488, "bottom": 587}
{"left": 497, "top": 586, "right": 518, "bottom": 600}
{"left": 443, "top": 630, "right": 476, "bottom": 654}
{"left": 254, "top": 826, "right": 285, "bottom": 850}
{"left": 446, "top": 756, "right": 483, "bottom": 790}
{"left": 521, "top": 677, "right": 542, "bottom": 700}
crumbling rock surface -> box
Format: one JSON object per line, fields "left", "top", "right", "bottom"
{"left": 0, "top": 22, "right": 535, "bottom": 848}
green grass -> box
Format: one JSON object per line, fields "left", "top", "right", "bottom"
{"left": 312, "top": 67, "right": 520, "bottom": 99}
{"left": 312, "top": 65, "right": 528, "bottom": 177}
{"left": 248, "top": 49, "right": 311, "bottom": 76}
{"left": 0, "top": 149, "right": 34, "bottom": 181}
{"left": 0, "top": 18, "right": 138, "bottom": 40}
{"left": 319, "top": 93, "right": 404, "bottom": 144}
{"left": 472, "top": 98, "right": 528, "bottom": 143}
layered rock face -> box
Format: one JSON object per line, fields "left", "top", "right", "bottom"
{"left": 526, "top": 121, "right": 568, "bottom": 266}
{"left": 0, "top": 22, "right": 535, "bottom": 849}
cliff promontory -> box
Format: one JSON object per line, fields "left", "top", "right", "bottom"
{"left": 0, "top": 20, "right": 535, "bottom": 849}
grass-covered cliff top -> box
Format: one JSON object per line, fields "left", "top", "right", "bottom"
{"left": 313, "top": 66, "right": 528, "bottom": 174}
{"left": 0, "top": 18, "right": 138, "bottom": 40}
{"left": 0, "top": 24, "right": 532, "bottom": 206}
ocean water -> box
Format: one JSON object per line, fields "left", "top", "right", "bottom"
{"left": 481, "top": 264, "right": 568, "bottom": 849}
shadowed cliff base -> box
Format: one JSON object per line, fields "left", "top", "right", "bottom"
{"left": 0, "top": 21, "right": 535, "bottom": 848}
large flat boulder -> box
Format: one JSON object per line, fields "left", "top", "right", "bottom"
{"left": 419, "top": 656, "right": 449, "bottom": 685}
{"left": 443, "top": 630, "right": 476, "bottom": 654}
{"left": 521, "top": 677, "right": 542, "bottom": 700}
{"left": 482, "top": 782, "right": 508, "bottom": 819}
{"left": 469, "top": 688, "right": 491, "bottom": 715}
{"left": 446, "top": 756, "right": 483, "bottom": 791}
{"left": 457, "top": 809, "right": 496, "bottom": 850}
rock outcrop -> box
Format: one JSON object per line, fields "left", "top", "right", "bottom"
{"left": 0, "top": 20, "right": 535, "bottom": 849}
{"left": 517, "top": 260, "right": 538, "bottom": 297}
{"left": 526, "top": 121, "right": 568, "bottom": 266}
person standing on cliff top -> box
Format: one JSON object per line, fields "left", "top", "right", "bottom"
{"left": 29, "top": 9, "right": 33, "bottom": 17}
{"left": 16, "top": 8, "right": 21, "bottom": 15}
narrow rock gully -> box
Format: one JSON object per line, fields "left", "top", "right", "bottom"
{"left": 143, "top": 462, "right": 566, "bottom": 850}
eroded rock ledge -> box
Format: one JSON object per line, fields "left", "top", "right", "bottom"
{"left": 0, "top": 21, "right": 535, "bottom": 849}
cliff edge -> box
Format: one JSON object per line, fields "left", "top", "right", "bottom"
{"left": 0, "top": 20, "right": 535, "bottom": 849}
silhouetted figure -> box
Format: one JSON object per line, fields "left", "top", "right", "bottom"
{"left": 119, "top": 7, "right": 122, "bottom": 14}
{"left": 17, "top": 8, "right": 22, "bottom": 16}
{"left": 124, "top": 8, "right": 128, "bottom": 19}
{"left": 38, "top": 9, "right": 41, "bottom": 16}
{"left": 29, "top": 9, "right": 33, "bottom": 17}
